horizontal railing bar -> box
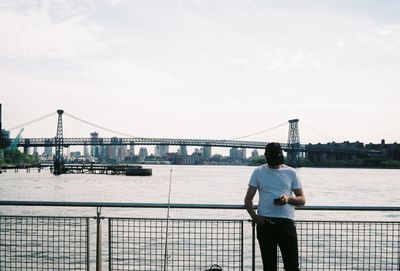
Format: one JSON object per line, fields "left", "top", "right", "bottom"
{"left": 0, "top": 201, "right": 399, "bottom": 211}
{"left": 0, "top": 214, "right": 93, "bottom": 219}
{"left": 300, "top": 205, "right": 400, "bottom": 211}
{"left": 108, "top": 217, "right": 247, "bottom": 222}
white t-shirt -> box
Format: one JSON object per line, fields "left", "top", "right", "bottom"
{"left": 248, "top": 164, "right": 302, "bottom": 220}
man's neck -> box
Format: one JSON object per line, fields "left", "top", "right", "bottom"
{"left": 268, "top": 164, "right": 282, "bottom": 169}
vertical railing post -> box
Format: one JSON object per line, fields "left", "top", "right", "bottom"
{"left": 96, "top": 207, "right": 102, "bottom": 271}
{"left": 108, "top": 219, "right": 112, "bottom": 271}
{"left": 251, "top": 220, "right": 256, "bottom": 271}
{"left": 241, "top": 221, "right": 244, "bottom": 271}
{"left": 86, "top": 218, "right": 90, "bottom": 271}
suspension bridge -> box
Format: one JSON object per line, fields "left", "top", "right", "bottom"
{"left": 4, "top": 109, "right": 302, "bottom": 148}
{"left": 1, "top": 108, "right": 378, "bottom": 174}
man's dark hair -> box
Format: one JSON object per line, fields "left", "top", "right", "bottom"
{"left": 265, "top": 142, "right": 284, "bottom": 166}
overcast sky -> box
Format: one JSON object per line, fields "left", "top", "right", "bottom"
{"left": 1, "top": 0, "right": 399, "bottom": 145}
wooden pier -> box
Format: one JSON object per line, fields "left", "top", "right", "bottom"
{"left": 0, "top": 163, "right": 152, "bottom": 176}
{"left": 56, "top": 164, "right": 152, "bottom": 176}
{"left": 0, "top": 164, "right": 49, "bottom": 173}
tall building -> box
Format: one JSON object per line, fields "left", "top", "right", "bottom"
{"left": 103, "top": 145, "right": 111, "bottom": 160}
{"left": 251, "top": 149, "right": 259, "bottom": 158}
{"left": 229, "top": 147, "right": 238, "bottom": 160}
{"left": 118, "top": 145, "right": 128, "bottom": 161}
{"left": 129, "top": 144, "right": 135, "bottom": 157}
{"left": 178, "top": 145, "right": 188, "bottom": 156}
{"left": 139, "top": 147, "right": 148, "bottom": 161}
{"left": 110, "top": 137, "right": 119, "bottom": 160}
{"left": 44, "top": 139, "right": 53, "bottom": 156}
{"left": 90, "top": 132, "right": 101, "bottom": 158}
{"left": 83, "top": 145, "right": 89, "bottom": 157}
{"left": 237, "top": 148, "right": 247, "bottom": 160}
{"left": 155, "top": 145, "right": 169, "bottom": 157}
{"left": 202, "top": 146, "right": 212, "bottom": 158}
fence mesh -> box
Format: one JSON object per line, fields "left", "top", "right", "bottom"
{"left": 272, "top": 220, "right": 400, "bottom": 270}
{"left": 1, "top": 213, "right": 399, "bottom": 270}
{"left": 109, "top": 218, "right": 243, "bottom": 271}
{"left": 0, "top": 216, "right": 89, "bottom": 271}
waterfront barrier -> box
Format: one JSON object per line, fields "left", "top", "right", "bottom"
{"left": 0, "top": 201, "right": 399, "bottom": 270}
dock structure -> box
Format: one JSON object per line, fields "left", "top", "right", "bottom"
{"left": 0, "top": 163, "right": 152, "bottom": 176}
{"left": 0, "top": 163, "right": 48, "bottom": 173}
{"left": 52, "top": 163, "right": 152, "bottom": 176}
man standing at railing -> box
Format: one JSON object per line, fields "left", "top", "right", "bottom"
{"left": 244, "top": 142, "right": 306, "bottom": 271}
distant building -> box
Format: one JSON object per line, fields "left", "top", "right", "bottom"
{"left": 118, "top": 145, "right": 128, "bottom": 161}
{"left": 83, "top": 145, "right": 89, "bottom": 157}
{"left": 129, "top": 144, "right": 135, "bottom": 157}
{"left": 155, "top": 145, "right": 169, "bottom": 157}
{"left": 305, "top": 141, "right": 366, "bottom": 164}
{"left": 178, "top": 145, "right": 188, "bottom": 156}
{"left": 90, "top": 132, "right": 101, "bottom": 158}
{"left": 191, "top": 152, "right": 203, "bottom": 164}
{"left": 202, "top": 146, "right": 212, "bottom": 158}
{"left": 366, "top": 139, "right": 400, "bottom": 160}
{"left": 70, "top": 151, "right": 81, "bottom": 158}
{"left": 139, "top": 147, "right": 148, "bottom": 161}
{"left": 229, "top": 147, "right": 238, "bottom": 160}
{"left": 251, "top": 149, "right": 259, "bottom": 158}
{"left": 109, "top": 137, "right": 119, "bottom": 160}
{"left": 44, "top": 139, "right": 53, "bottom": 156}
{"left": 237, "top": 148, "right": 247, "bottom": 160}
{"left": 103, "top": 146, "right": 110, "bottom": 160}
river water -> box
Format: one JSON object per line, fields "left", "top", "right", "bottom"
{"left": 0, "top": 165, "right": 399, "bottom": 270}
{"left": 1, "top": 165, "right": 399, "bottom": 219}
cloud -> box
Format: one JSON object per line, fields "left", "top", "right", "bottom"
{"left": 227, "top": 58, "right": 248, "bottom": 64}
{"left": 80, "top": 59, "right": 183, "bottom": 93}
{"left": 1, "top": 1, "right": 399, "bottom": 143}
{"left": 0, "top": 1, "right": 104, "bottom": 59}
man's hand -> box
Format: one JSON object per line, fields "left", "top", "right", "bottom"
{"left": 288, "top": 189, "right": 306, "bottom": 206}
{"left": 274, "top": 195, "right": 287, "bottom": 205}
{"left": 252, "top": 215, "right": 266, "bottom": 225}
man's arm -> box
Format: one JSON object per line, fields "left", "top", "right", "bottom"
{"left": 282, "top": 188, "right": 306, "bottom": 206}
{"left": 244, "top": 185, "right": 265, "bottom": 225}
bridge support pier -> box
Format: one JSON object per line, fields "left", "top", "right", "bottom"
{"left": 54, "top": 110, "right": 65, "bottom": 175}
{"left": 23, "top": 139, "right": 30, "bottom": 155}
{"left": 287, "top": 119, "right": 301, "bottom": 167}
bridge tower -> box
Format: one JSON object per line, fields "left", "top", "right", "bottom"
{"left": 0, "top": 103, "right": 3, "bottom": 149}
{"left": 287, "top": 119, "right": 301, "bottom": 167}
{"left": 54, "top": 109, "right": 65, "bottom": 175}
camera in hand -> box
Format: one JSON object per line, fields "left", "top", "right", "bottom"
{"left": 274, "top": 197, "right": 286, "bottom": 205}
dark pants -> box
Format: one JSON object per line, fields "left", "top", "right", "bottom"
{"left": 257, "top": 218, "right": 300, "bottom": 271}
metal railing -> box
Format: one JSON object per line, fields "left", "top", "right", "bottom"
{"left": 0, "top": 215, "right": 90, "bottom": 270}
{"left": 0, "top": 201, "right": 399, "bottom": 271}
{"left": 108, "top": 218, "right": 243, "bottom": 271}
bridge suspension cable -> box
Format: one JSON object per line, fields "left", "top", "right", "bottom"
{"left": 301, "top": 121, "right": 340, "bottom": 143}
{"left": 9, "top": 112, "right": 57, "bottom": 131}
{"left": 64, "top": 112, "right": 136, "bottom": 138}
{"left": 232, "top": 122, "right": 287, "bottom": 140}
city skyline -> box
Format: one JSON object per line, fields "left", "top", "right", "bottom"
{"left": 28, "top": 130, "right": 256, "bottom": 158}
{"left": 1, "top": 1, "right": 399, "bottom": 144}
